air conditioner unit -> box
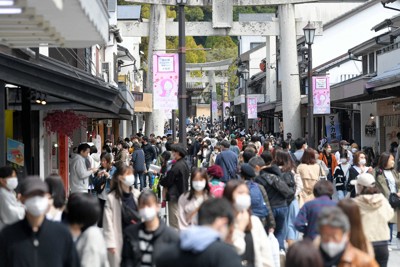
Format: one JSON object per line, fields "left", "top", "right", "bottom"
{"left": 101, "top": 62, "right": 111, "bottom": 82}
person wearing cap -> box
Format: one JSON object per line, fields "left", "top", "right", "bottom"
{"left": 335, "top": 140, "right": 354, "bottom": 165}
{"left": 0, "top": 177, "right": 80, "bottom": 267}
{"left": 353, "top": 173, "right": 393, "bottom": 267}
{"left": 0, "top": 166, "right": 25, "bottom": 230}
{"left": 160, "top": 143, "right": 190, "bottom": 229}
{"left": 317, "top": 206, "right": 378, "bottom": 267}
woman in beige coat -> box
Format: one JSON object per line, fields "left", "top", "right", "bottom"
{"left": 103, "top": 164, "right": 140, "bottom": 267}
{"left": 297, "top": 148, "right": 321, "bottom": 207}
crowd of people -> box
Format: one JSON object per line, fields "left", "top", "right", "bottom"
{"left": 0, "top": 129, "right": 399, "bottom": 267}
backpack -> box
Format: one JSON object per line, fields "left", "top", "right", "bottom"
{"left": 209, "top": 180, "right": 225, "bottom": 198}
{"left": 246, "top": 181, "right": 268, "bottom": 218}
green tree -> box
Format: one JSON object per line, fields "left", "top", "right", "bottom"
{"left": 184, "top": 6, "right": 204, "bottom": 21}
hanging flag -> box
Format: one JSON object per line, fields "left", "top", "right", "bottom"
{"left": 313, "top": 76, "right": 330, "bottom": 114}
{"left": 153, "top": 53, "right": 179, "bottom": 110}
{"left": 248, "top": 97, "right": 258, "bottom": 119}
{"left": 325, "top": 114, "right": 341, "bottom": 142}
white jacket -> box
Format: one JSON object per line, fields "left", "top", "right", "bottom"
{"left": 232, "top": 215, "right": 275, "bottom": 267}
{"left": 76, "top": 226, "right": 110, "bottom": 267}
{"left": 69, "top": 154, "right": 93, "bottom": 193}
{"left": 0, "top": 187, "right": 25, "bottom": 230}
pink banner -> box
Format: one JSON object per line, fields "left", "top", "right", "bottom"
{"left": 153, "top": 53, "right": 179, "bottom": 110}
{"left": 248, "top": 97, "right": 257, "bottom": 119}
{"left": 313, "top": 76, "right": 330, "bottom": 115}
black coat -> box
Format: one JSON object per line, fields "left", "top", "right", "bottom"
{"left": 256, "top": 165, "right": 295, "bottom": 208}
{"left": 346, "top": 166, "right": 360, "bottom": 197}
{"left": 142, "top": 143, "right": 156, "bottom": 163}
{"left": 155, "top": 240, "right": 242, "bottom": 267}
{"left": 160, "top": 158, "right": 190, "bottom": 201}
{"left": 121, "top": 220, "right": 179, "bottom": 267}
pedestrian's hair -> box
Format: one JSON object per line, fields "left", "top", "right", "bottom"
{"left": 339, "top": 149, "right": 348, "bottom": 159}
{"left": 260, "top": 151, "right": 273, "bottom": 165}
{"left": 188, "top": 168, "right": 210, "bottom": 201}
{"left": 45, "top": 175, "right": 66, "bottom": 209}
{"left": 313, "top": 180, "right": 334, "bottom": 198}
{"left": 110, "top": 164, "right": 134, "bottom": 199}
{"left": 294, "top": 138, "right": 306, "bottom": 150}
{"left": 77, "top": 143, "right": 91, "bottom": 154}
{"left": 281, "top": 141, "right": 290, "bottom": 150}
{"left": 231, "top": 139, "right": 237, "bottom": 146}
{"left": 0, "top": 166, "right": 15, "bottom": 179}
{"left": 274, "top": 150, "right": 296, "bottom": 172}
{"left": 138, "top": 189, "right": 158, "bottom": 206}
{"left": 102, "top": 145, "right": 111, "bottom": 153}
{"left": 248, "top": 156, "right": 265, "bottom": 168}
{"left": 243, "top": 149, "right": 256, "bottom": 163}
{"left": 301, "top": 148, "right": 317, "bottom": 165}
{"left": 198, "top": 198, "right": 234, "bottom": 226}
{"left": 317, "top": 206, "right": 350, "bottom": 233}
{"left": 90, "top": 145, "right": 98, "bottom": 155}
{"left": 377, "top": 152, "right": 393, "bottom": 170}
{"left": 100, "top": 153, "right": 113, "bottom": 164}
{"left": 67, "top": 193, "right": 100, "bottom": 228}
{"left": 220, "top": 140, "right": 230, "bottom": 148}
{"left": 353, "top": 151, "right": 367, "bottom": 166}
{"left": 338, "top": 199, "right": 369, "bottom": 254}
{"left": 285, "top": 239, "right": 323, "bottom": 267}
{"left": 122, "top": 142, "right": 130, "bottom": 149}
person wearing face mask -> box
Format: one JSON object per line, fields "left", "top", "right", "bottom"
{"left": 156, "top": 198, "right": 242, "bottom": 267}
{"left": 65, "top": 193, "right": 109, "bottom": 267}
{"left": 70, "top": 143, "right": 98, "bottom": 194}
{"left": 317, "top": 206, "right": 378, "bottom": 267}
{"left": 351, "top": 143, "right": 359, "bottom": 156}
{"left": 346, "top": 152, "right": 374, "bottom": 198}
{"left": 45, "top": 174, "right": 66, "bottom": 222}
{"left": 209, "top": 144, "right": 222, "bottom": 166}
{"left": 121, "top": 190, "right": 179, "bottom": 267}
{"left": 0, "top": 177, "right": 80, "bottom": 267}
{"left": 352, "top": 173, "right": 393, "bottom": 267}
{"left": 333, "top": 150, "right": 351, "bottom": 200}
{"left": 335, "top": 140, "right": 354, "bottom": 166}
{"left": 319, "top": 143, "right": 338, "bottom": 180}
{"left": 0, "top": 166, "right": 25, "bottom": 230}
{"left": 374, "top": 152, "right": 400, "bottom": 242}
{"left": 178, "top": 169, "right": 210, "bottom": 230}
{"left": 223, "top": 180, "right": 275, "bottom": 267}
{"left": 103, "top": 164, "right": 140, "bottom": 267}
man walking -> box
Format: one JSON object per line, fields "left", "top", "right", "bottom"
{"left": 69, "top": 143, "right": 97, "bottom": 193}
{"left": 215, "top": 140, "right": 238, "bottom": 182}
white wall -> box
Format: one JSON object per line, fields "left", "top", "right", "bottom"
{"left": 240, "top": 36, "right": 266, "bottom": 54}
{"left": 327, "top": 60, "right": 362, "bottom": 85}
{"left": 295, "top": 3, "right": 362, "bottom": 24}
{"left": 377, "top": 48, "right": 400, "bottom": 75}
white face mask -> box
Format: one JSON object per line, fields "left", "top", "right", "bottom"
{"left": 351, "top": 148, "right": 357, "bottom": 153}
{"left": 340, "top": 158, "right": 347, "bottom": 164}
{"left": 139, "top": 207, "right": 157, "bottom": 222}
{"left": 192, "top": 180, "right": 206, "bottom": 192}
{"left": 321, "top": 235, "right": 347, "bottom": 258}
{"left": 359, "top": 159, "right": 367, "bottom": 166}
{"left": 123, "top": 174, "right": 135, "bottom": 187}
{"left": 24, "top": 196, "right": 49, "bottom": 217}
{"left": 234, "top": 194, "right": 251, "bottom": 212}
{"left": 6, "top": 177, "right": 18, "bottom": 190}
{"left": 326, "top": 149, "right": 332, "bottom": 153}
{"left": 304, "top": 144, "right": 308, "bottom": 150}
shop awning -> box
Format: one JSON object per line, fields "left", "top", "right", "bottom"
{"left": 248, "top": 71, "right": 266, "bottom": 88}
{"left": 0, "top": 51, "right": 133, "bottom": 119}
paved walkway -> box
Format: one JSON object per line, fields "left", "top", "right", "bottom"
{"left": 389, "top": 227, "right": 400, "bottom": 267}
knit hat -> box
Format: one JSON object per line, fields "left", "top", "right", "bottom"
{"left": 207, "top": 165, "right": 224, "bottom": 179}
{"left": 240, "top": 163, "right": 255, "bottom": 179}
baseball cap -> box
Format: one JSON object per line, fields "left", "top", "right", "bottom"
{"left": 350, "top": 173, "right": 375, "bottom": 188}
{"left": 19, "top": 176, "right": 49, "bottom": 196}
{"left": 240, "top": 163, "right": 256, "bottom": 179}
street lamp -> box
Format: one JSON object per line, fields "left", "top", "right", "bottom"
{"left": 177, "top": 0, "right": 187, "bottom": 146}
{"left": 237, "top": 64, "right": 249, "bottom": 132}
{"left": 303, "top": 21, "right": 316, "bottom": 148}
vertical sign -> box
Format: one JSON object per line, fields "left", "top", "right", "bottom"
{"left": 6, "top": 138, "right": 24, "bottom": 166}
{"left": 313, "top": 76, "right": 330, "bottom": 114}
{"left": 153, "top": 53, "right": 179, "bottom": 110}
{"left": 223, "top": 102, "right": 231, "bottom": 120}
{"left": 212, "top": 100, "right": 218, "bottom": 122}
{"left": 248, "top": 97, "right": 258, "bottom": 119}
{"left": 325, "top": 114, "right": 342, "bottom": 142}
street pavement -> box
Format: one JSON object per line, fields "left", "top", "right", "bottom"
{"left": 389, "top": 227, "right": 400, "bottom": 267}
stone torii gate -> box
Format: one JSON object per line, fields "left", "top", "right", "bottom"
{"left": 123, "top": 0, "right": 366, "bottom": 138}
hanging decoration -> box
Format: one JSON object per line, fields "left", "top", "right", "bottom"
{"left": 43, "top": 110, "right": 87, "bottom": 137}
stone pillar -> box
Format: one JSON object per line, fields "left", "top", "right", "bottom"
{"left": 279, "top": 4, "right": 301, "bottom": 139}
{"left": 145, "top": 4, "right": 166, "bottom": 137}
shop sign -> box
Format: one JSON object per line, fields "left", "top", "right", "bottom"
{"left": 223, "top": 102, "right": 230, "bottom": 120}
{"left": 7, "top": 138, "right": 24, "bottom": 166}
{"left": 365, "top": 122, "right": 376, "bottom": 137}
{"left": 153, "top": 53, "right": 179, "bottom": 110}
{"left": 248, "top": 97, "right": 258, "bottom": 119}
{"left": 313, "top": 76, "right": 330, "bottom": 114}
{"left": 212, "top": 100, "right": 218, "bottom": 120}
{"left": 325, "top": 114, "right": 341, "bottom": 142}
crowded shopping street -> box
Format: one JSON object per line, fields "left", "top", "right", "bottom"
{"left": 3, "top": 1, "right": 400, "bottom": 267}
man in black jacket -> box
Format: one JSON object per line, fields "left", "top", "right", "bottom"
{"left": 0, "top": 177, "right": 79, "bottom": 267}
{"left": 121, "top": 190, "right": 179, "bottom": 267}
{"left": 142, "top": 136, "right": 157, "bottom": 187}
{"left": 156, "top": 198, "right": 242, "bottom": 267}
{"left": 160, "top": 143, "right": 189, "bottom": 229}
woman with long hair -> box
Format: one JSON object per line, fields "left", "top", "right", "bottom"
{"left": 375, "top": 152, "right": 400, "bottom": 241}
{"left": 274, "top": 149, "right": 303, "bottom": 247}
{"left": 347, "top": 151, "right": 373, "bottom": 198}
{"left": 45, "top": 174, "right": 66, "bottom": 222}
{"left": 297, "top": 148, "right": 321, "bottom": 207}
{"left": 103, "top": 164, "right": 140, "bottom": 267}
{"left": 353, "top": 173, "right": 393, "bottom": 267}
{"left": 178, "top": 168, "right": 210, "bottom": 230}
{"left": 337, "top": 198, "right": 374, "bottom": 257}
{"left": 223, "top": 180, "right": 275, "bottom": 267}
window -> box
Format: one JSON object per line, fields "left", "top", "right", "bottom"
{"left": 369, "top": 53, "right": 375, "bottom": 73}
{"left": 362, "top": 55, "right": 368, "bottom": 75}
{"left": 250, "top": 42, "right": 263, "bottom": 49}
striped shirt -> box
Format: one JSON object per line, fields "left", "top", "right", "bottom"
{"left": 139, "top": 229, "right": 154, "bottom": 267}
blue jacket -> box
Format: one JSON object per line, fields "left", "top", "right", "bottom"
{"left": 131, "top": 149, "right": 146, "bottom": 172}
{"left": 215, "top": 150, "right": 238, "bottom": 182}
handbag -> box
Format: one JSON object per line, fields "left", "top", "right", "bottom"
{"left": 389, "top": 193, "right": 400, "bottom": 209}
{"left": 318, "top": 164, "right": 327, "bottom": 180}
